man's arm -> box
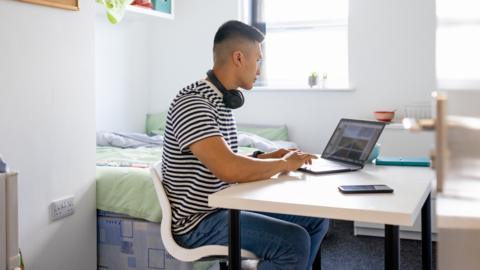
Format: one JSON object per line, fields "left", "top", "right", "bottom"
{"left": 189, "top": 136, "right": 314, "bottom": 183}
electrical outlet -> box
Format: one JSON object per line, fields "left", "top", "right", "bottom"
{"left": 49, "top": 196, "right": 74, "bottom": 221}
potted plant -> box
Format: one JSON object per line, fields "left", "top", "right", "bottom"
{"left": 308, "top": 72, "right": 318, "bottom": 88}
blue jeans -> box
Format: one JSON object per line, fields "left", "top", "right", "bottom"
{"left": 175, "top": 210, "right": 330, "bottom": 270}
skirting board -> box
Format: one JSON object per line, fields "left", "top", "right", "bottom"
{"left": 354, "top": 226, "right": 438, "bottom": 241}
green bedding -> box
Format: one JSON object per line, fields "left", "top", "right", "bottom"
{"left": 96, "top": 147, "right": 163, "bottom": 222}
{"left": 96, "top": 146, "right": 258, "bottom": 222}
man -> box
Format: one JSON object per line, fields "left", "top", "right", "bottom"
{"left": 161, "top": 20, "right": 329, "bottom": 270}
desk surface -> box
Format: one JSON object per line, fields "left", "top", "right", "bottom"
{"left": 209, "top": 165, "right": 433, "bottom": 226}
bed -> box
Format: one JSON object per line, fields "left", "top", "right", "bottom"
{"left": 96, "top": 122, "right": 294, "bottom": 270}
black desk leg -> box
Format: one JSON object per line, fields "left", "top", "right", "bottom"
{"left": 421, "top": 193, "right": 432, "bottom": 270}
{"left": 313, "top": 242, "right": 322, "bottom": 270}
{"left": 229, "top": 209, "right": 241, "bottom": 270}
{"left": 385, "top": 224, "right": 400, "bottom": 270}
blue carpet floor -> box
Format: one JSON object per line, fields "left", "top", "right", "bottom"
{"left": 321, "top": 220, "right": 437, "bottom": 270}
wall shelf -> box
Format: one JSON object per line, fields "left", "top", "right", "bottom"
{"left": 96, "top": 2, "right": 174, "bottom": 22}
{"left": 125, "top": 4, "right": 174, "bottom": 20}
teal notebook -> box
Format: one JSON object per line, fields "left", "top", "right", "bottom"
{"left": 375, "top": 156, "right": 431, "bottom": 167}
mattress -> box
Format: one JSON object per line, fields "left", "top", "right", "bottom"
{"left": 97, "top": 211, "right": 217, "bottom": 270}
{"left": 96, "top": 146, "right": 258, "bottom": 221}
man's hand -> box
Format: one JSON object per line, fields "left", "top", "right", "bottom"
{"left": 190, "top": 137, "right": 317, "bottom": 182}
{"left": 259, "top": 148, "right": 296, "bottom": 159}
{"left": 281, "top": 150, "right": 318, "bottom": 172}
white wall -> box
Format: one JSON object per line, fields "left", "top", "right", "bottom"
{"left": 148, "top": 0, "right": 241, "bottom": 113}
{"left": 0, "top": 1, "right": 96, "bottom": 269}
{"left": 95, "top": 7, "right": 151, "bottom": 132}
{"left": 95, "top": 0, "right": 242, "bottom": 133}
{"left": 147, "top": 0, "right": 436, "bottom": 155}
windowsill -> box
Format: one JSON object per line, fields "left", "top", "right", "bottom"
{"left": 251, "top": 85, "right": 355, "bottom": 92}
{"left": 437, "top": 79, "right": 480, "bottom": 90}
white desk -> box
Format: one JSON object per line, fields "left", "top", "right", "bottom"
{"left": 209, "top": 165, "right": 433, "bottom": 270}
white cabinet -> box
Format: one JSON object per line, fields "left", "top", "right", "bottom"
{"left": 438, "top": 228, "right": 480, "bottom": 270}
{"left": 0, "top": 174, "right": 5, "bottom": 270}
{"left": 437, "top": 176, "right": 480, "bottom": 269}
{"left": 0, "top": 172, "right": 18, "bottom": 270}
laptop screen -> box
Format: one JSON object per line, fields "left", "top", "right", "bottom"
{"left": 321, "top": 119, "right": 385, "bottom": 166}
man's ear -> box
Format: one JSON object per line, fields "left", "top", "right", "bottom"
{"left": 232, "top": 50, "right": 244, "bottom": 67}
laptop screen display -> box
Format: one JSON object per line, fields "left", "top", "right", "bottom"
{"left": 321, "top": 119, "right": 385, "bottom": 166}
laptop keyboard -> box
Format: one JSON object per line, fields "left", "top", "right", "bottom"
{"left": 308, "top": 158, "right": 351, "bottom": 168}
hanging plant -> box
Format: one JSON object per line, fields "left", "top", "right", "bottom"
{"left": 97, "top": 0, "right": 134, "bottom": 24}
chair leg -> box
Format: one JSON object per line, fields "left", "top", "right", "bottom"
{"left": 313, "top": 253, "right": 321, "bottom": 270}
{"left": 313, "top": 242, "right": 322, "bottom": 270}
{"left": 219, "top": 260, "right": 228, "bottom": 270}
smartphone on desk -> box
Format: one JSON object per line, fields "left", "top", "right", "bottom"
{"left": 338, "top": 184, "right": 394, "bottom": 194}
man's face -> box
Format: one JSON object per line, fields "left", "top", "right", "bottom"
{"left": 238, "top": 42, "right": 262, "bottom": 90}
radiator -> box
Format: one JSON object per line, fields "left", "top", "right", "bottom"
{"left": 0, "top": 172, "right": 18, "bottom": 270}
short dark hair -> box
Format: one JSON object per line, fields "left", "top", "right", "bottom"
{"left": 214, "top": 20, "right": 265, "bottom": 47}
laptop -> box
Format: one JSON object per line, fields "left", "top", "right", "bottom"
{"left": 298, "top": 118, "right": 386, "bottom": 175}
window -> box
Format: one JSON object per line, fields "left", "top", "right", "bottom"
{"left": 248, "top": 0, "right": 349, "bottom": 88}
{"left": 437, "top": 0, "right": 480, "bottom": 86}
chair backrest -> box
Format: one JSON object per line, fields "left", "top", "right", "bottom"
{"left": 151, "top": 161, "right": 259, "bottom": 262}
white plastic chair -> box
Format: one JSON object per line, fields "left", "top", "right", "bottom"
{"left": 150, "top": 161, "right": 257, "bottom": 269}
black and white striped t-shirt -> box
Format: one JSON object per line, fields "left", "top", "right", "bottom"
{"left": 161, "top": 80, "right": 238, "bottom": 235}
